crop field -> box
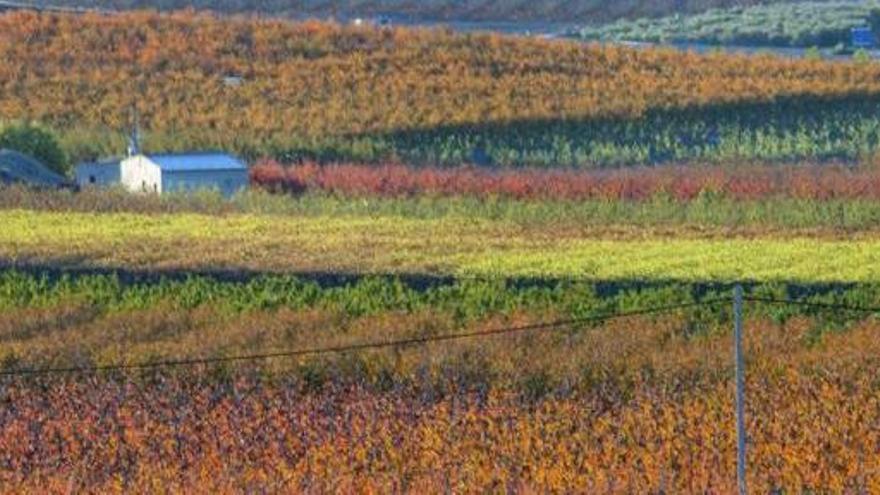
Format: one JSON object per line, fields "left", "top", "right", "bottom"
{"left": 12, "top": 181, "right": 880, "bottom": 231}
{"left": 6, "top": 364, "right": 880, "bottom": 492}
{"left": 3, "top": 269, "right": 880, "bottom": 491}
{"left": 5, "top": 11, "right": 880, "bottom": 166}
{"left": 252, "top": 160, "right": 880, "bottom": 201}
{"left": 3, "top": 207, "right": 880, "bottom": 281}
{"left": 5, "top": 4, "right": 880, "bottom": 491}
{"left": 4, "top": 157, "right": 880, "bottom": 491}
{"left": 1, "top": 269, "right": 879, "bottom": 368}
{"left": 7, "top": 351, "right": 880, "bottom": 492}
{"left": 5, "top": 191, "right": 880, "bottom": 489}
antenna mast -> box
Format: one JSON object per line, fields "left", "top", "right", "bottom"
{"left": 127, "top": 104, "right": 140, "bottom": 157}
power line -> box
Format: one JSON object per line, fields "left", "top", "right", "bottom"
{"left": 745, "top": 297, "right": 880, "bottom": 314}
{"left": 0, "top": 299, "right": 723, "bottom": 377}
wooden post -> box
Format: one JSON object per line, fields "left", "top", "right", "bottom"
{"left": 734, "top": 284, "right": 747, "bottom": 495}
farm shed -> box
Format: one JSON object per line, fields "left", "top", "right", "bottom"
{"left": 75, "top": 159, "right": 121, "bottom": 187}
{"left": 120, "top": 152, "right": 248, "bottom": 196}
{"left": 0, "top": 149, "right": 68, "bottom": 188}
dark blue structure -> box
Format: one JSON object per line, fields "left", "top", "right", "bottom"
{"left": 0, "top": 149, "right": 68, "bottom": 188}
{"left": 851, "top": 27, "right": 875, "bottom": 49}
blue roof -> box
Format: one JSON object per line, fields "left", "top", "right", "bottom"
{"left": 76, "top": 159, "right": 121, "bottom": 170}
{"left": 146, "top": 152, "right": 246, "bottom": 172}
{"left": 0, "top": 149, "right": 67, "bottom": 187}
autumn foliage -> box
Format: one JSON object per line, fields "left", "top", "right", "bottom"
{"left": 0, "top": 246, "right": 878, "bottom": 491}
{"left": 4, "top": 10, "right": 877, "bottom": 133}
{"left": 3, "top": 313, "right": 880, "bottom": 492}
{"left": 3, "top": 10, "right": 880, "bottom": 165}
{"left": 1, "top": 272, "right": 880, "bottom": 491}
{"left": 251, "top": 160, "right": 880, "bottom": 201}
{"left": 4, "top": 10, "right": 880, "bottom": 492}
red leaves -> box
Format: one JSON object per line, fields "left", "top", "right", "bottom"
{"left": 250, "top": 160, "right": 880, "bottom": 202}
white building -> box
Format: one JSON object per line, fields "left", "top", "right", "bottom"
{"left": 74, "top": 120, "right": 249, "bottom": 196}
{"left": 120, "top": 152, "right": 248, "bottom": 196}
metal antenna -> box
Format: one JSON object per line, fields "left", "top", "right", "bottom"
{"left": 127, "top": 104, "right": 140, "bottom": 157}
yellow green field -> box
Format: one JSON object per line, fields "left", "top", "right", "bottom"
{"left": 2, "top": 209, "right": 876, "bottom": 282}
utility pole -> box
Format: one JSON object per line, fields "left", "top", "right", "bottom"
{"left": 734, "top": 284, "right": 747, "bottom": 495}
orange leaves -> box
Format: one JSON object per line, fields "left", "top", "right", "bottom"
{"left": 3, "top": 273, "right": 880, "bottom": 490}
{"left": 0, "top": 364, "right": 878, "bottom": 492}
{"left": 4, "top": 11, "right": 880, "bottom": 159}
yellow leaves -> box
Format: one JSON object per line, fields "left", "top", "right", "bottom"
{"left": 10, "top": 208, "right": 880, "bottom": 282}
{"left": 2, "top": 367, "right": 880, "bottom": 492}
{"left": 5, "top": 11, "right": 880, "bottom": 150}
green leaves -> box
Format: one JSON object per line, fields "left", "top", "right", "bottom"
{"left": 5, "top": 270, "right": 880, "bottom": 325}
{"left": 0, "top": 122, "right": 68, "bottom": 176}
{"left": 575, "top": 1, "right": 880, "bottom": 49}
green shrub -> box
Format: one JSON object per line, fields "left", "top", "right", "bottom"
{"left": 0, "top": 122, "right": 69, "bottom": 176}
{"left": 854, "top": 48, "right": 874, "bottom": 63}
{"left": 575, "top": 1, "right": 880, "bottom": 49}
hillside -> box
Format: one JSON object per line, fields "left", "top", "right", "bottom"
{"left": 5, "top": 0, "right": 814, "bottom": 24}
{"left": 4, "top": 10, "right": 880, "bottom": 167}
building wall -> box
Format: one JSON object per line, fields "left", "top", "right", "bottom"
{"left": 74, "top": 163, "right": 120, "bottom": 187}
{"left": 162, "top": 169, "right": 248, "bottom": 197}
{"left": 120, "top": 156, "right": 162, "bottom": 193}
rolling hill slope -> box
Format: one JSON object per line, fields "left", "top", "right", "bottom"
{"left": 4, "top": 10, "right": 880, "bottom": 167}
